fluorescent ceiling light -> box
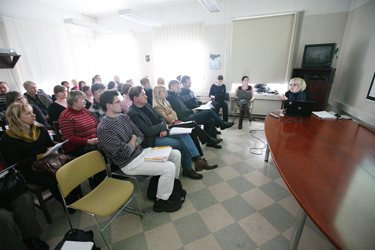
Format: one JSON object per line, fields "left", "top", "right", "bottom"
{"left": 197, "top": 0, "right": 220, "bottom": 13}
{"left": 63, "top": 18, "right": 112, "bottom": 33}
{"left": 118, "top": 9, "right": 161, "bottom": 27}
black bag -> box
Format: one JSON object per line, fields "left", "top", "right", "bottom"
{"left": 147, "top": 176, "right": 186, "bottom": 203}
{"left": 0, "top": 165, "right": 27, "bottom": 206}
{"left": 54, "top": 229, "right": 100, "bottom": 250}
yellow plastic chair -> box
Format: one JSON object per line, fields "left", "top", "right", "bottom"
{"left": 56, "top": 151, "right": 143, "bottom": 249}
{"left": 231, "top": 101, "right": 254, "bottom": 123}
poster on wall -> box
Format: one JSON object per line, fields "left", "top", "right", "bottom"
{"left": 366, "top": 72, "right": 375, "bottom": 102}
{"left": 209, "top": 53, "right": 220, "bottom": 69}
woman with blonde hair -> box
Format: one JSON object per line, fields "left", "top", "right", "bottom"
{"left": 0, "top": 103, "right": 62, "bottom": 203}
{"left": 153, "top": 85, "right": 220, "bottom": 171}
{"left": 279, "top": 77, "right": 313, "bottom": 108}
{"left": 6, "top": 91, "right": 51, "bottom": 130}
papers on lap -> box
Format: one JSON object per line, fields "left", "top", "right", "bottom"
{"left": 170, "top": 127, "right": 193, "bottom": 135}
{"left": 144, "top": 146, "right": 172, "bottom": 162}
{"left": 194, "top": 101, "right": 214, "bottom": 110}
{"left": 42, "top": 140, "right": 69, "bottom": 159}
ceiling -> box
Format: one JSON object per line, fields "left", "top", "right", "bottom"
{"left": 35, "top": 0, "right": 195, "bottom": 17}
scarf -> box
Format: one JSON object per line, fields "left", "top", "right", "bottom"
{"left": 6, "top": 124, "right": 41, "bottom": 143}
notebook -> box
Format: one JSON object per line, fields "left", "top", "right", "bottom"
{"left": 237, "top": 90, "right": 252, "bottom": 101}
{"left": 285, "top": 101, "right": 315, "bottom": 117}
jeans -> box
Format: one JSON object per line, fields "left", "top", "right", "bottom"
{"left": 155, "top": 133, "right": 199, "bottom": 171}
{"left": 183, "top": 109, "right": 225, "bottom": 138}
{"left": 212, "top": 100, "right": 228, "bottom": 122}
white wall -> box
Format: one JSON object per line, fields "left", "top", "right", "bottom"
{"left": 329, "top": 0, "right": 375, "bottom": 126}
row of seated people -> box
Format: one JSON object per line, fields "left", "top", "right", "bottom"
{"left": 0, "top": 75, "right": 312, "bottom": 249}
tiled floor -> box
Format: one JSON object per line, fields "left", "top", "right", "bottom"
{"left": 36, "top": 119, "right": 336, "bottom": 250}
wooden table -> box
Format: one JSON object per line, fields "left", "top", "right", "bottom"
{"left": 264, "top": 114, "right": 375, "bottom": 250}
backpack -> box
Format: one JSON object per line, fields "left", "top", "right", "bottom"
{"left": 147, "top": 176, "right": 186, "bottom": 203}
{"left": 54, "top": 229, "right": 100, "bottom": 250}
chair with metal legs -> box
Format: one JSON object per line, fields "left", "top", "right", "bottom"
{"left": 56, "top": 151, "right": 143, "bottom": 249}
{"left": 106, "top": 156, "right": 151, "bottom": 214}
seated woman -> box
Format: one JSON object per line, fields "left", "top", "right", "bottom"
{"left": 82, "top": 85, "right": 93, "bottom": 109}
{"left": 209, "top": 75, "right": 228, "bottom": 122}
{"left": 0, "top": 103, "right": 62, "bottom": 204}
{"left": 6, "top": 91, "right": 52, "bottom": 130}
{"left": 234, "top": 76, "right": 255, "bottom": 129}
{"left": 121, "top": 83, "right": 133, "bottom": 114}
{"left": 58, "top": 90, "right": 99, "bottom": 157}
{"left": 0, "top": 192, "right": 49, "bottom": 250}
{"left": 279, "top": 77, "right": 313, "bottom": 108}
{"left": 78, "top": 80, "right": 87, "bottom": 91}
{"left": 153, "top": 85, "right": 222, "bottom": 150}
{"left": 47, "top": 85, "right": 67, "bottom": 123}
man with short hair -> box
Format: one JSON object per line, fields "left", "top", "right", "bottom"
{"left": 167, "top": 80, "right": 234, "bottom": 141}
{"left": 0, "top": 81, "right": 9, "bottom": 113}
{"left": 89, "top": 83, "right": 107, "bottom": 122}
{"left": 178, "top": 75, "right": 203, "bottom": 109}
{"left": 157, "top": 77, "right": 165, "bottom": 86}
{"left": 97, "top": 90, "right": 182, "bottom": 212}
{"left": 127, "top": 86, "right": 217, "bottom": 179}
{"left": 140, "top": 77, "right": 153, "bottom": 106}
{"left": 23, "top": 81, "right": 52, "bottom": 119}
{"left": 114, "top": 75, "right": 123, "bottom": 94}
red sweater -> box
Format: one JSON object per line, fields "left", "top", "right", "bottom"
{"left": 58, "top": 108, "right": 98, "bottom": 152}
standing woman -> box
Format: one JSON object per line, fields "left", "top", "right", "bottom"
{"left": 48, "top": 85, "right": 67, "bottom": 123}
{"left": 6, "top": 91, "right": 52, "bottom": 130}
{"left": 0, "top": 103, "right": 61, "bottom": 203}
{"left": 209, "top": 75, "right": 228, "bottom": 122}
{"left": 234, "top": 76, "right": 255, "bottom": 129}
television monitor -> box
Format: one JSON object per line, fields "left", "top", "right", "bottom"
{"left": 301, "top": 43, "right": 336, "bottom": 68}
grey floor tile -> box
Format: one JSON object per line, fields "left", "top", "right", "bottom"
{"left": 221, "top": 195, "right": 257, "bottom": 221}
{"left": 173, "top": 212, "right": 211, "bottom": 245}
{"left": 227, "top": 175, "right": 256, "bottom": 194}
{"left": 259, "top": 234, "right": 289, "bottom": 250}
{"left": 188, "top": 188, "right": 218, "bottom": 211}
{"left": 140, "top": 209, "right": 172, "bottom": 231}
{"left": 258, "top": 164, "right": 282, "bottom": 180}
{"left": 258, "top": 203, "right": 295, "bottom": 232}
{"left": 233, "top": 149, "right": 256, "bottom": 160}
{"left": 230, "top": 161, "right": 256, "bottom": 175}
{"left": 213, "top": 222, "right": 258, "bottom": 250}
{"left": 259, "top": 181, "right": 291, "bottom": 202}
{"left": 200, "top": 170, "right": 224, "bottom": 187}
{"left": 112, "top": 232, "right": 148, "bottom": 250}
{"left": 207, "top": 157, "right": 229, "bottom": 169}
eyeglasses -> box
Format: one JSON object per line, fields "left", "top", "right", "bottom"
{"left": 16, "top": 97, "right": 24, "bottom": 101}
{"left": 289, "top": 83, "right": 298, "bottom": 87}
{"left": 112, "top": 101, "right": 121, "bottom": 104}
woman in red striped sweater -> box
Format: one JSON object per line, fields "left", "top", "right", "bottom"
{"left": 58, "top": 91, "right": 99, "bottom": 157}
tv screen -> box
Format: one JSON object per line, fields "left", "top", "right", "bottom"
{"left": 302, "top": 43, "right": 336, "bottom": 68}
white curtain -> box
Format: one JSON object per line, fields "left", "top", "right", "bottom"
{"left": 3, "top": 16, "right": 74, "bottom": 93}
{"left": 94, "top": 31, "right": 138, "bottom": 85}
{"left": 152, "top": 23, "right": 204, "bottom": 91}
{"left": 3, "top": 16, "right": 138, "bottom": 92}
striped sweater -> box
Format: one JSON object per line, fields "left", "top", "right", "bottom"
{"left": 97, "top": 114, "right": 144, "bottom": 167}
{"left": 58, "top": 108, "right": 98, "bottom": 152}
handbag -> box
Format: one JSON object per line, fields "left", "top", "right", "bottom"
{"left": 0, "top": 165, "right": 27, "bottom": 206}
{"left": 32, "top": 153, "right": 72, "bottom": 176}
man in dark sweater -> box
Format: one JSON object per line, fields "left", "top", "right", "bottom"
{"left": 127, "top": 86, "right": 218, "bottom": 179}
{"left": 167, "top": 80, "right": 234, "bottom": 140}
{"left": 0, "top": 81, "right": 9, "bottom": 115}
{"left": 97, "top": 90, "right": 182, "bottom": 212}
{"left": 23, "top": 81, "right": 52, "bottom": 120}
{"left": 140, "top": 77, "right": 153, "bottom": 106}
